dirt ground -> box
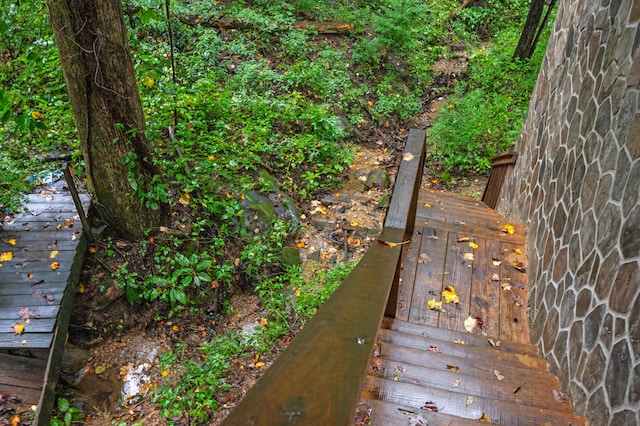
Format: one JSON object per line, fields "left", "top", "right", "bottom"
{"left": 52, "top": 53, "right": 487, "bottom": 425}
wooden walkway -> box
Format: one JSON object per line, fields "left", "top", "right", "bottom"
{"left": 221, "top": 129, "right": 587, "bottom": 425}
{"left": 0, "top": 178, "right": 89, "bottom": 425}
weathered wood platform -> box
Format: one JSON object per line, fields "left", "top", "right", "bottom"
{"left": 0, "top": 179, "right": 89, "bottom": 425}
{"left": 221, "top": 129, "right": 587, "bottom": 425}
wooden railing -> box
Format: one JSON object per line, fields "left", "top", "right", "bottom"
{"left": 221, "top": 129, "right": 426, "bottom": 426}
{"left": 481, "top": 151, "right": 517, "bottom": 209}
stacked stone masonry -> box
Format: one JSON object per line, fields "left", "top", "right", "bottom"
{"left": 496, "top": 0, "right": 640, "bottom": 424}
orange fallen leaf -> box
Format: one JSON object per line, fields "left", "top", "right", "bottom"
{"left": 89, "top": 247, "right": 97, "bottom": 254}
{"left": 513, "top": 248, "right": 522, "bottom": 255}
{"left": 480, "top": 413, "right": 491, "bottom": 422}
{"left": 8, "top": 415, "right": 20, "bottom": 426}
{"left": 13, "top": 322, "right": 25, "bottom": 335}
{"left": 50, "top": 261, "right": 59, "bottom": 271}
{"left": 457, "top": 236, "right": 470, "bottom": 242}
{"left": 441, "top": 286, "right": 459, "bottom": 304}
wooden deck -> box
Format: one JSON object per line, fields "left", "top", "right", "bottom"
{"left": 221, "top": 129, "right": 587, "bottom": 425}
{"left": 0, "top": 178, "right": 89, "bottom": 425}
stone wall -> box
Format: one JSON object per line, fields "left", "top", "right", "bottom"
{"left": 495, "top": 0, "right": 640, "bottom": 424}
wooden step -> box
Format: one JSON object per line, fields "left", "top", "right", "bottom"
{"left": 373, "top": 340, "right": 559, "bottom": 388}
{"left": 355, "top": 398, "right": 488, "bottom": 425}
{"left": 376, "top": 328, "right": 546, "bottom": 371}
{"left": 381, "top": 317, "right": 539, "bottom": 356}
{"left": 367, "top": 357, "right": 571, "bottom": 412}
{"left": 361, "top": 375, "right": 588, "bottom": 425}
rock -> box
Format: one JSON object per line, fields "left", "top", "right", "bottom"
{"left": 280, "top": 247, "right": 301, "bottom": 267}
{"left": 365, "top": 168, "right": 390, "bottom": 189}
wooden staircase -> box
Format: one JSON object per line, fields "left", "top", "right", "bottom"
{"left": 356, "top": 318, "right": 587, "bottom": 425}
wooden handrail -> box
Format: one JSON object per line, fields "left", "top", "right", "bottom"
{"left": 222, "top": 129, "right": 426, "bottom": 426}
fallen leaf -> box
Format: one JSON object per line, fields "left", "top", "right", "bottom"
{"left": 446, "top": 365, "right": 460, "bottom": 373}
{"left": 7, "top": 238, "right": 16, "bottom": 245}
{"left": 469, "top": 242, "right": 479, "bottom": 249}
{"left": 440, "top": 286, "right": 459, "bottom": 304}
{"left": 552, "top": 389, "right": 570, "bottom": 402}
{"left": 77, "top": 282, "right": 85, "bottom": 293}
{"left": 488, "top": 338, "right": 501, "bottom": 348}
{"left": 377, "top": 239, "right": 410, "bottom": 248}
{"left": 513, "top": 262, "right": 528, "bottom": 273}
{"left": 465, "top": 395, "right": 474, "bottom": 406}
{"left": 453, "top": 339, "right": 465, "bottom": 345}
{"left": 502, "top": 224, "right": 516, "bottom": 234}
{"left": 424, "top": 203, "right": 431, "bottom": 207}
{"left": 464, "top": 316, "right": 477, "bottom": 332}
{"left": 501, "top": 282, "right": 513, "bottom": 291}
{"left": 161, "top": 370, "right": 169, "bottom": 377}
{"left": 402, "top": 152, "right": 414, "bottom": 161}
{"left": 418, "top": 253, "right": 431, "bottom": 263}
{"left": 428, "top": 345, "right": 442, "bottom": 353}
{"left": 427, "top": 297, "right": 443, "bottom": 311}
{"left": 0, "top": 252, "right": 13, "bottom": 261}
{"left": 422, "top": 402, "right": 438, "bottom": 412}
{"left": 463, "top": 252, "right": 475, "bottom": 261}
{"left": 492, "top": 258, "right": 502, "bottom": 266}
{"left": 493, "top": 369, "right": 505, "bottom": 381}
{"left": 452, "top": 379, "right": 461, "bottom": 388}
{"left": 49, "top": 250, "right": 59, "bottom": 259}
{"left": 457, "top": 236, "right": 470, "bottom": 242}
{"left": 393, "top": 374, "right": 400, "bottom": 381}
{"left": 56, "top": 223, "right": 63, "bottom": 230}
{"left": 8, "top": 415, "right": 20, "bottom": 426}
{"left": 50, "top": 261, "right": 59, "bottom": 271}
{"left": 95, "top": 365, "right": 106, "bottom": 375}
{"left": 491, "top": 273, "right": 500, "bottom": 281}
{"left": 13, "top": 323, "right": 25, "bottom": 335}
{"left": 513, "top": 248, "right": 522, "bottom": 255}
{"left": 479, "top": 413, "right": 491, "bottom": 422}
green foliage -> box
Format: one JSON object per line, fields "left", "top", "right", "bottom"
{"left": 428, "top": 22, "right": 549, "bottom": 185}
{"left": 50, "top": 397, "right": 85, "bottom": 426}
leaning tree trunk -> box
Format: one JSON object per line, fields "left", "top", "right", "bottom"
{"left": 48, "top": 0, "right": 164, "bottom": 239}
{"left": 513, "top": 0, "right": 547, "bottom": 60}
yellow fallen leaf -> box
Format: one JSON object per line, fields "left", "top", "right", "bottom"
{"left": 466, "top": 395, "right": 474, "bottom": 406}
{"left": 427, "top": 297, "right": 443, "bottom": 311}
{"left": 95, "top": 365, "right": 106, "bottom": 375}
{"left": 142, "top": 75, "right": 155, "bottom": 87}
{"left": 7, "top": 238, "right": 16, "bottom": 245}
{"left": 161, "top": 370, "right": 169, "bottom": 377}
{"left": 0, "top": 252, "right": 13, "bottom": 261}
{"left": 440, "top": 286, "right": 459, "bottom": 304}
{"left": 452, "top": 379, "right": 461, "bottom": 388}
{"left": 13, "top": 322, "right": 25, "bottom": 335}
{"left": 424, "top": 203, "right": 431, "bottom": 207}
{"left": 351, "top": 221, "right": 358, "bottom": 227}
{"left": 513, "top": 248, "right": 522, "bottom": 255}
{"left": 77, "top": 282, "right": 85, "bottom": 293}
{"left": 50, "top": 261, "right": 59, "bottom": 270}
{"left": 454, "top": 339, "right": 465, "bottom": 345}
{"left": 178, "top": 192, "right": 191, "bottom": 206}
{"left": 468, "top": 242, "right": 478, "bottom": 249}
{"left": 480, "top": 413, "right": 491, "bottom": 422}
{"left": 502, "top": 224, "right": 516, "bottom": 234}
{"left": 255, "top": 361, "right": 265, "bottom": 368}
{"left": 295, "top": 289, "right": 301, "bottom": 297}
{"left": 31, "top": 111, "right": 42, "bottom": 120}
{"left": 49, "top": 250, "right": 59, "bottom": 259}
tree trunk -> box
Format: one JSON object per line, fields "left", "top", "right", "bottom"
{"left": 48, "top": 0, "right": 164, "bottom": 239}
{"left": 513, "top": 0, "right": 546, "bottom": 60}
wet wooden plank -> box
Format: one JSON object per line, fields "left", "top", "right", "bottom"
{"left": 0, "top": 318, "right": 56, "bottom": 333}
{"left": 395, "top": 228, "right": 422, "bottom": 322}
{"left": 439, "top": 230, "right": 473, "bottom": 332}
{"left": 408, "top": 228, "right": 446, "bottom": 326}
{"left": 379, "top": 317, "right": 539, "bottom": 357}
{"left": 384, "top": 129, "right": 426, "bottom": 233}
{"left": 0, "top": 292, "right": 64, "bottom": 307}
{"left": 358, "top": 399, "right": 487, "bottom": 425}
{"left": 361, "top": 376, "right": 587, "bottom": 425}
{"left": 367, "top": 358, "right": 572, "bottom": 411}
{"left": 468, "top": 237, "right": 502, "bottom": 338}
{"left": 0, "top": 333, "right": 53, "bottom": 348}
{"left": 376, "top": 341, "right": 556, "bottom": 386}
{"left": 0, "top": 280, "right": 67, "bottom": 296}
{"left": 499, "top": 242, "right": 530, "bottom": 344}
{"left": 376, "top": 329, "right": 547, "bottom": 371}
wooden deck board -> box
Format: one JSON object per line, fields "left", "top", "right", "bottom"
{"left": 0, "top": 179, "right": 89, "bottom": 425}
